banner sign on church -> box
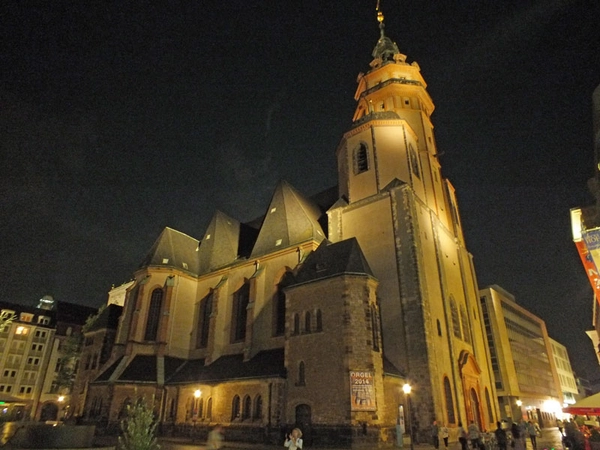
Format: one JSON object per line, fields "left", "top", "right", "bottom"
{"left": 350, "top": 370, "right": 377, "bottom": 411}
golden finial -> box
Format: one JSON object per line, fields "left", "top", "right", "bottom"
{"left": 376, "top": 0, "right": 384, "bottom": 23}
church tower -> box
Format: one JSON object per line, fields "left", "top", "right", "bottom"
{"left": 329, "top": 9, "right": 497, "bottom": 435}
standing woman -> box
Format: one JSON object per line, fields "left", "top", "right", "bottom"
{"left": 284, "top": 428, "right": 303, "bottom": 450}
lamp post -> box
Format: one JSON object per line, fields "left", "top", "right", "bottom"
{"left": 403, "top": 384, "right": 414, "bottom": 450}
{"left": 193, "top": 389, "right": 201, "bottom": 440}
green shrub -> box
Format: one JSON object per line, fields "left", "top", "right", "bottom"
{"left": 118, "top": 399, "right": 160, "bottom": 450}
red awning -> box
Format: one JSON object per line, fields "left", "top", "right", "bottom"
{"left": 563, "top": 392, "right": 600, "bottom": 415}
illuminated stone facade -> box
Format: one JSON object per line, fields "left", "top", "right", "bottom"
{"left": 83, "top": 21, "right": 497, "bottom": 446}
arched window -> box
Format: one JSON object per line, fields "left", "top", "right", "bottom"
{"left": 232, "top": 282, "right": 250, "bottom": 342}
{"left": 207, "top": 397, "right": 213, "bottom": 420}
{"left": 242, "top": 395, "right": 252, "bottom": 420}
{"left": 409, "top": 144, "right": 421, "bottom": 179}
{"left": 304, "top": 311, "right": 311, "bottom": 333}
{"left": 461, "top": 305, "right": 471, "bottom": 344}
{"left": 274, "top": 272, "right": 293, "bottom": 336}
{"left": 354, "top": 143, "right": 369, "bottom": 174}
{"left": 485, "top": 388, "right": 494, "bottom": 423}
{"left": 145, "top": 288, "right": 163, "bottom": 341}
{"left": 254, "top": 395, "right": 263, "bottom": 419}
{"left": 298, "top": 361, "right": 306, "bottom": 386}
{"left": 450, "top": 297, "right": 462, "bottom": 339}
{"left": 231, "top": 395, "right": 241, "bottom": 421}
{"left": 293, "top": 314, "right": 300, "bottom": 335}
{"left": 197, "top": 292, "right": 213, "bottom": 348}
{"left": 316, "top": 309, "right": 323, "bottom": 332}
{"left": 118, "top": 397, "right": 132, "bottom": 419}
{"left": 444, "top": 377, "right": 456, "bottom": 424}
{"left": 197, "top": 397, "right": 204, "bottom": 419}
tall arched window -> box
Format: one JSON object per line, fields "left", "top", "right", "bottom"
{"left": 354, "top": 142, "right": 369, "bottom": 174}
{"left": 450, "top": 297, "right": 462, "bottom": 339}
{"left": 242, "top": 395, "right": 252, "bottom": 420}
{"left": 207, "top": 397, "right": 213, "bottom": 420}
{"left": 274, "top": 272, "right": 293, "bottom": 336}
{"left": 232, "top": 282, "right": 250, "bottom": 342}
{"left": 254, "top": 395, "right": 263, "bottom": 419}
{"left": 197, "top": 292, "right": 213, "bottom": 348}
{"left": 304, "top": 311, "right": 311, "bottom": 333}
{"left": 231, "top": 395, "right": 241, "bottom": 421}
{"left": 443, "top": 377, "right": 456, "bottom": 424}
{"left": 144, "top": 288, "right": 163, "bottom": 341}
{"left": 298, "top": 361, "right": 306, "bottom": 386}
{"left": 461, "top": 305, "right": 471, "bottom": 345}
{"left": 316, "top": 309, "right": 323, "bottom": 332}
{"left": 293, "top": 314, "right": 300, "bottom": 335}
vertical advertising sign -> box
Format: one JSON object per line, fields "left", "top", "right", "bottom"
{"left": 350, "top": 370, "right": 377, "bottom": 411}
{"left": 575, "top": 239, "right": 600, "bottom": 305}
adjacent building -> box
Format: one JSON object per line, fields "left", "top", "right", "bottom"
{"left": 479, "top": 285, "right": 562, "bottom": 426}
{"left": 82, "top": 13, "right": 497, "bottom": 446}
{"left": 549, "top": 338, "right": 580, "bottom": 407}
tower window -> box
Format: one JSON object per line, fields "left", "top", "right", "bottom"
{"left": 196, "top": 292, "right": 213, "bottom": 348}
{"left": 353, "top": 143, "right": 369, "bottom": 174}
{"left": 408, "top": 144, "right": 420, "bottom": 179}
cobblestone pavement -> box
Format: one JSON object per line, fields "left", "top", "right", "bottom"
{"left": 92, "top": 428, "right": 567, "bottom": 450}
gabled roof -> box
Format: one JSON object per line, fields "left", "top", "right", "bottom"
{"left": 291, "top": 238, "right": 374, "bottom": 285}
{"left": 197, "top": 211, "right": 241, "bottom": 274}
{"left": 251, "top": 180, "right": 326, "bottom": 257}
{"left": 168, "top": 348, "right": 285, "bottom": 383}
{"left": 139, "top": 227, "right": 200, "bottom": 274}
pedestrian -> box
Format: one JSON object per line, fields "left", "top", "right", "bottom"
{"left": 511, "top": 422, "right": 524, "bottom": 450}
{"left": 494, "top": 421, "right": 508, "bottom": 450}
{"left": 468, "top": 421, "right": 481, "bottom": 450}
{"left": 458, "top": 421, "right": 468, "bottom": 450}
{"left": 284, "top": 427, "right": 303, "bottom": 450}
{"left": 207, "top": 424, "right": 224, "bottom": 450}
{"left": 526, "top": 421, "right": 537, "bottom": 450}
{"left": 432, "top": 420, "right": 440, "bottom": 450}
{"left": 440, "top": 423, "right": 449, "bottom": 449}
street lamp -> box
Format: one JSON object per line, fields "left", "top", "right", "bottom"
{"left": 192, "top": 390, "right": 201, "bottom": 440}
{"left": 403, "top": 384, "right": 414, "bottom": 450}
{"left": 57, "top": 396, "right": 65, "bottom": 422}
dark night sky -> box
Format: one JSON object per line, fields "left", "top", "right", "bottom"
{"left": 2, "top": 2, "right": 600, "bottom": 379}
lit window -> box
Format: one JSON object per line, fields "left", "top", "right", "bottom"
{"left": 15, "top": 326, "right": 29, "bottom": 335}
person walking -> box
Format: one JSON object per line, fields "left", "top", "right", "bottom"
{"left": 526, "top": 421, "right": 537, "bottom": 450}
{"left": 511, "top": 422, "right": 525, "bottom": 450}
{"left": 432, "top": 420, "right": 440, "bottom": 450}
{"left": 494, "top": 421, "right": 508, "bottom": 450}
{"left": 284, "top": 427, "right": 303, "bottom": 450}
{"left": 207, "top": 424, "right": 224, "bottom": 450}
{"left": 458, "top": 421, "right": 468, "bottom": 450}
{"left": 440, "top": 423, "right": 449, "bottom": 449}
{"left": 468, "top": 421, "right": 481, "bottom": 450}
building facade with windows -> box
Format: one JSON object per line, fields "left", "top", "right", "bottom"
{"left": 479, "top": 285, "right": 562, "bottom": 426}
{"left": 549, "top": 338, "right": 580, "bottom": 408}
{"left": 83, "top": 14, "right": 497, "bottom": 446}
{"left": 0, "top": 301, "right": 55, "bottom": 421}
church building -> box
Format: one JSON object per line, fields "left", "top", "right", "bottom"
{"left": 83, "top": 11, "right": 497, "bottom": 447}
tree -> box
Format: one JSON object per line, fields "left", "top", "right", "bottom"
{"left": 55, "top": 305, "right": 106, "bottom": 392}
{"left": 0, "top": 310, "right": 16, "bottom": 330}
{"left": 118, "top": 399, "right": 160, "bottom": 450}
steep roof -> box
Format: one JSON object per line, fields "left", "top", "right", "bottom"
{"left": 197, "top": 211, "right": 241, "bottom": 274}
{"left": 291, "top": 238, "right": 374, "bottom": 285}
{"left": 139, "top": 227, "right": 200, "bottom": 274}
{"left": 251, "top": 180, "right": 326, "bottom": 257}
{"left": 168, "top": 348, "right": 285, "bottom": 383}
